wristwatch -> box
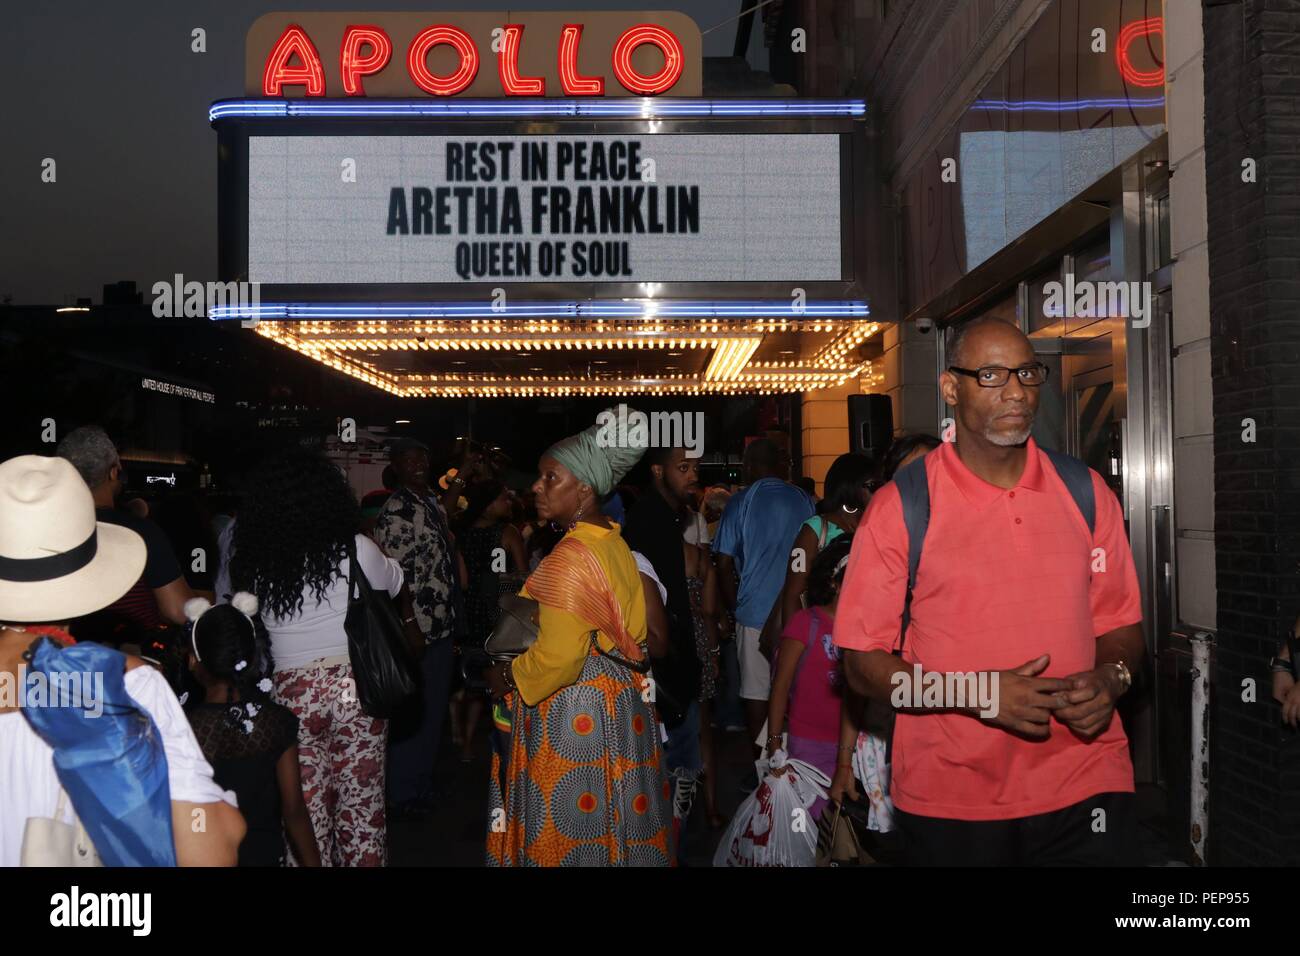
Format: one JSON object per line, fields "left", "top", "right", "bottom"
{"left": 1108, "top": 660, "right": 1132, "bottom": 694}
{"left": 1269, "top": 655, "right": 1293, "bottom": 673}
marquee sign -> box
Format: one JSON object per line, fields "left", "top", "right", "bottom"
{"left": 246, "top": 11, "right": 702, "bottom": 98}
{"left": 245, "top": 132, "right": 844, "bottom": 285}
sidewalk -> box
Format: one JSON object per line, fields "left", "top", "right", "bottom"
{"left": 387, "top": 719, "right": 1177, "bottom": 867}
{"left": 387, "top": 717, "right": 756, "bottom": 866}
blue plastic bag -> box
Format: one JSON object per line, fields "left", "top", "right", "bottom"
{"left": 21, "top": 638, "right": 176, "bottom": 867}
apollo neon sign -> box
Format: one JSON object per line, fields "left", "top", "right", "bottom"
{"left": 261, "top": 21, "right": 687, "bottom": 97}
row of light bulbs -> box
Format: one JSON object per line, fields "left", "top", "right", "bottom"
{"left": 394, "top": 369, "right": 853, "bottom": 382}
{"left": 257, "top": 321, "right": 880, "bottom": 398}
{"left": 284, "top": 318, "right": 848, "bottom": 335}
{"left": 291, "top": 337, "right": 764, "bottom": 351}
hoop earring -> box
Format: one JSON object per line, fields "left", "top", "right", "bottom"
{"left": 841, "top": 504, "right": 859, "bottom": 515}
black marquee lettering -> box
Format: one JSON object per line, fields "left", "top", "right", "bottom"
{"left": 411, "top": 187, "right": 433, "bottom": 234}
{"left": 386, "top": 188, "right": 409, "bottom": 234}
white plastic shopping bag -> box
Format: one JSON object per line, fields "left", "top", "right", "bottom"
{"left": 713, "top": 750, "right": 829, "bottom": 867}
{"left": 851, "top": 731, "right": 895, "bottom": 832}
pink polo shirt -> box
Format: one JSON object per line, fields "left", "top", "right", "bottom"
{"left": 832, "top": 438, "right": 1141, "bottom": 821}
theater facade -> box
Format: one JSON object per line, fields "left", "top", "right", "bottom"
{"left": 205, "top": 2, "right": 1298, "bottom": 864}
{"left": 211, "top": 10, "right": 883, "bottom": 488}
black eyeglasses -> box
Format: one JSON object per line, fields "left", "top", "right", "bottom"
{"left": 948, "top": 363, "right": 1050, "bottom": 387}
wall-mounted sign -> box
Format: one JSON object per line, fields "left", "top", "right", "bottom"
{"left": 1116, "top": 17, "right": 1163, "bottom": 87}
{"left": 247, "top": 11, "right": 702, "bottom": 98}
{"left": 246, "top": 133, "right": 843, "bottom": 284}
{"left": 141, "top": 377, "right": 215, "bottom": 403}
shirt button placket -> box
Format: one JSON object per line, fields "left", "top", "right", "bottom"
{"left": 1008, "top": 491, "right": 1026, "bottom": 549}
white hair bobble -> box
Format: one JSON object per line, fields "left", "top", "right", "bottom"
{"left": 230, "top": 592, "right": 259, "bottom": 617}
{"left": 183, "top": 597, "right": 213, "bottom": 623}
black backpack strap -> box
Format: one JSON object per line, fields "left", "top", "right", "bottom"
{"left": 1041, "top": 448, "right": 1096, "bottom": 536}
{"left": 892, "top": 455, "right": 931, "bottom": 657}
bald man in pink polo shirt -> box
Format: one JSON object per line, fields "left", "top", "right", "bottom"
{"left": 834, "top": 318, "right": 1145, "bottom": 866}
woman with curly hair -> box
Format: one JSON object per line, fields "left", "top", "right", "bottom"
{"left": 229, "top": 447, "right": 419, "bottom": 866}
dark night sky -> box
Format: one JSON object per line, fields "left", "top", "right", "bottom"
{"left": 0, "top": 0, "right": 767, "bottom": 305}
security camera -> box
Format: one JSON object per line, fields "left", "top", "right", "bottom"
{"left": 916, "top": 317, "right": 934, "bottom": 334}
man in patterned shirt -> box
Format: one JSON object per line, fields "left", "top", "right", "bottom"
{"left": 375, "top": 438, "right": 467, "bottom": 815}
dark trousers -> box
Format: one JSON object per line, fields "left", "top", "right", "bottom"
{"left": 896, "top": 791, "right": 1140, "bottom": 866}
{"left": 387, "top": 638, "right": 454, "bottom": 804}
{"left": 663, "top": 700, "right": 702, "bottom": 865}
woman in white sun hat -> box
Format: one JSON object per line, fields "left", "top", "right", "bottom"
{"left": 0, "top": 454, "right": 246, "bottom": 867}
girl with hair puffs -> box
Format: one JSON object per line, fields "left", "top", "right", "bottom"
{"left": 185, "top": 595, "right": 320, "bottom": 867}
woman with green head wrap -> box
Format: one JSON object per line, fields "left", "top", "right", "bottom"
{"left": 484, "top": 413, "right": 673, "bottom": 866}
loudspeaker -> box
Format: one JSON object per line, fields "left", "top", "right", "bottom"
{"left": 847, "top": 394, "right": 893, "bottom": 462}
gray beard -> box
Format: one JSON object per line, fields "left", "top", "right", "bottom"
{"left": 984, "top": 422, "right": 1033, "bottom": 446}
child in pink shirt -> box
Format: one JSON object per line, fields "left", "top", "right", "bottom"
{"left": 766, "top": 536, "right": 854, "bottom": 819}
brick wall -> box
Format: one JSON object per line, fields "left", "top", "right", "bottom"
{"left": 1203, "top": 0, "right": 1300, "bottom": 866}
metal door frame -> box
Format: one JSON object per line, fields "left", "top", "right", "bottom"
{"left": 1066, "top": 362, "right": 1118, "bottom": 473}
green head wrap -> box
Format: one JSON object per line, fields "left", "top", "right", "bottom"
{"left": 545, "top": 409, "right": 646, "bottom": 497}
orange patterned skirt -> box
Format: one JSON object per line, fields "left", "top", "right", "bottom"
{"left": 485, "top": 646, "right": 673, "bottom": 866}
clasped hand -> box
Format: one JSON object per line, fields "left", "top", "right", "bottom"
{"left": 980, "top": 654, "right": 1122, "bottom": 740}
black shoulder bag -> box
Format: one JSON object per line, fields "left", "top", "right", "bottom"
{"left": 344, "top": 538, "right": 418, "bottom": 718}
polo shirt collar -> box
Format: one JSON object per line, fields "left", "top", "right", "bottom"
{"left": 938, "top": 436, "right": 1047, "bottom": 508}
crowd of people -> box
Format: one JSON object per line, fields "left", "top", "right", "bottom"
{"left": 0, "top": 410, "right": 897, "bottom": 867}
{"left": 5, "top": 319, "right": 1298, "bottom": 867}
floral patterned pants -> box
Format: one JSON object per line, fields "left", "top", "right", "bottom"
{"left": 274, "top": 657, "right": 388, "bottom": 867}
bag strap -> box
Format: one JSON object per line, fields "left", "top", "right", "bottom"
{"left": 588, "top": 630, "right": 651, "bottom": 674}
{"left": 820, "top": 797, "right": 843, "bottom": 840}
{"left": 1041, "top": 447, "right": 1096, "bottom": 537}
{"left": 345, "top": 535, "right": 360, "bottom": 603}
{"left": 892, "top": 456, "right": 930, "bottom": 659}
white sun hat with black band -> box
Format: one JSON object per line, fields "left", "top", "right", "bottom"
{"left": 0, "top": 455, "right": 146, "bottom": 623}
